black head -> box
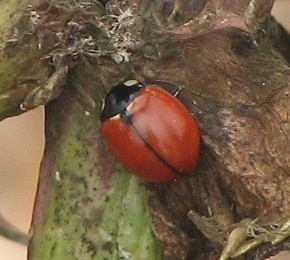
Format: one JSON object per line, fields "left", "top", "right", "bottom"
{"left": 100, "top": 80, "right": 144, "bottom": 122}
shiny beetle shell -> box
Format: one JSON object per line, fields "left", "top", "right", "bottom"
{"left": 100, "top": 81, "right": 200, "bottom": 182}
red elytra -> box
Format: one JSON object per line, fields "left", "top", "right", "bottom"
{"left": 100, "top": 81, "right": 200, "bottom": 182}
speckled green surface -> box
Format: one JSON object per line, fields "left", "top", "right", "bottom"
{"left": 29, "top": 86, "right": 161, "bottom": 259}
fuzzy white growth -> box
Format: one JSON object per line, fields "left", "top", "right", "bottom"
{"left": 99, "top": 4, "right": 137, "bottom": 63}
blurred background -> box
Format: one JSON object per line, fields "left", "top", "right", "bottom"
{"left": 0, "top": 1, "right": 289, "bottom": 259}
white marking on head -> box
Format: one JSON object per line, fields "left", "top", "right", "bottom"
{"left": 124, "top": 79, "right": 139, "bottom": 87}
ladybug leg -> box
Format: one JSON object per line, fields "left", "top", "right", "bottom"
{"left": 172, "top": 86, "right": 184, "bottom": 97}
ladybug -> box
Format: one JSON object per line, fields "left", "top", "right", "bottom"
{"left": 100, "top": 80, "right": 200, "bottom": 182}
